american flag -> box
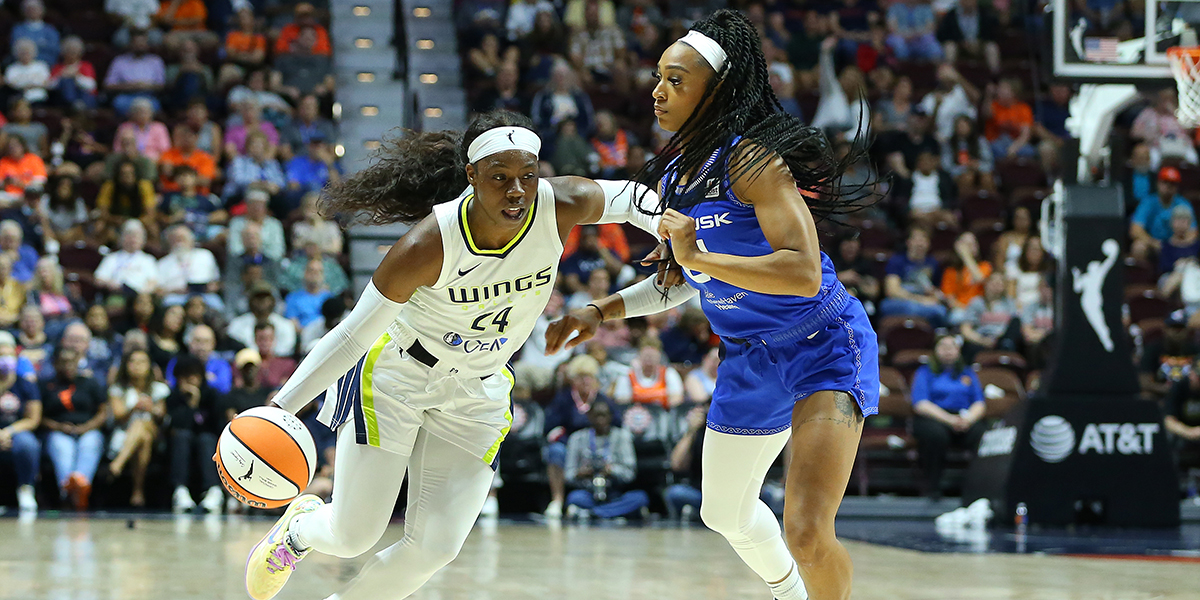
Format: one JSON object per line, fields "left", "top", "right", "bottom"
{"left": 1084, "top": 37, "right": 1120, "bottom": 62}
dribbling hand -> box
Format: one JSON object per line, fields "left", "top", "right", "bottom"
{"left": 544, "top": 307, "right": 603, "bottom": 354}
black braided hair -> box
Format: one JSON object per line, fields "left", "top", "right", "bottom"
{"left": 321, "top": 110, "right": 536, "bottom": 225}
{"left": 632, "top": 9, "right": 873, "bottom": 222}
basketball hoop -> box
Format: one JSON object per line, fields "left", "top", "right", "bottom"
{"left": 1168, "top": 47, "right": 1200, "bottom": 128}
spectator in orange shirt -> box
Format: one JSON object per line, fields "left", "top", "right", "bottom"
{"left": 613, "top": 337, "right": 685, "bottom": 409}
{"left": 941, "top": 231, "right": 993, "bottom": 323}
{"left": 225, "top": 7, "right": 267, "bottom": 67}
{"left": 562, "top": 223, "right": 631, "bottom": 262}
{"left": 160, "top": 123, "right": 217, "bottom": 194}
{"left": 156, "top": 0, "right": 219, "bottom": 52}
{"left": 983, "top": 78, "right": 1035, "bottom": 159}
{"left": 0, "top": 137, "right": 47, "bottom": 199}
{"left": 275, "top": 3, "right": 331, "bottom": 56}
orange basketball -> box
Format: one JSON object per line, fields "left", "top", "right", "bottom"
{"left": 215, "top": 406, "right": 317, "bottom": 509}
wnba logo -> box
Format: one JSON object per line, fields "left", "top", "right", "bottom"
{"left": 1030, "top": 416, "right": 1076, "bottom": 463}
{"left": 443, "top": 332, "right": 463, "bottom": 346}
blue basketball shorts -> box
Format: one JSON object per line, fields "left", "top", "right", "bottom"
{"left": 708, "top": 295, "right": 879, "bottom": 436}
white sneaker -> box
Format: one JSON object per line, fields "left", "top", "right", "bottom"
{"left": 173, "top": 486, "right": 196, "bottom": 513}
{"left": 480, "top": 495, "right": 499, "bottom": 517}
{"left": 226, "top": 495, "right": 243, "bottom": 515}
{"left": 200, "top": 486, "right": 224, "bottom": 514}
{"left": 544, "top": 499, "right": 562, "bottom": 520}
{"left": 16, "top": 485, "right": 36, "bottom": 512}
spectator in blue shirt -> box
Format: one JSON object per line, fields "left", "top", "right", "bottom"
{"left": 39, "top": 322, "right": 112, "bottom": 385}
{"left": 165, "top": 324, "right": 234, "bottom": 394}
{"left": 284, "top": 259, "right": 332, "bottom": 329}
{"left": 1129, "top": 143, "right": 1154, "bottom": 204}
{"left": 1034, "top": 83, "right": 1073, "bottom": 176}
{"left": 222, "top": 132, "right": 285, "bottom": 202}
{"left": 11, "top": 0, "right": 61, "bottom": 66}
{"left": 162, "top": 167, "right": 226, "bottom": 243}
{"left": 880, "top": 227, "right": 947, "bottom": 325}
{"left": 284, "top": 134, "right": 341, "bottom": 212}
{"left": 0, "top": 220, "right": 41, "bottom": 284}
{"left": 911, "top": 335, "right": 987, "bottom": 499}
{"left": 531, "top": 62, "right": 596, "bottom": 140}
{"left": 886, "top": 0, "right": 942, "bottom": 62}
{"left": 559, "top": 225, "right": 623, "bottom": 294}
{"left": 542, "top": 354, "right": 622, "bottom": 518}
{"left": 0, "top": 330, "right": 42, "bottom": 512}
{"left": 1131, "top": 166, "right": 1195, "bottom": 259}
{"left": 1159, "top": 205, "right": 1200, "bottom": 276}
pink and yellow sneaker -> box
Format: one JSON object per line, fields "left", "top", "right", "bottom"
{"left": 245, "top": 494, "right": 323, "bottom": 600}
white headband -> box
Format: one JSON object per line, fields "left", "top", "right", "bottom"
{"left": 679, "top": 30, "right": 727, "bottom": 73}
{"left": 466, "top": 126, "right": 541, "bottom": 163}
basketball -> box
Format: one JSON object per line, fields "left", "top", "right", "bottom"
{"left": 215, "top": 406, "right": 317, "bottom": 509}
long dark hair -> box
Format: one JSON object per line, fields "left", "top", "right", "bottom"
{"left": 633, "top": 9, "right": 870, "bottom": 221}
{"left": 951, "top": 115, "right": 984, "bottom": 161}
{"left": 929, "top": 335, "right": 966, "bottom": 376}
{"left": 115, "top": 348, "right": 154, "bottom": 391}
{"left": 321, "top": 110, "right": 536, "bottom": 225}
{"left": 111, "top": 158, "right": 141, "bottom": 195}
{"left": 47, "top": 174, "right": 78, "bottom": 210}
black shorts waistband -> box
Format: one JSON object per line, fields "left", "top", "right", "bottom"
{"left": 403, "top": 338, "right": 492, "bottom": 380}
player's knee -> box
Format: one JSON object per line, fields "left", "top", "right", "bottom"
{"left": 324, "top": 526, "right": 386, "bottom": 558}
{"left": 783, "top": 512, "right": 832, "bottom": 566}
{"left": 699, "top": 499, "right": 740, "bottom": 535}
{"left": 396, "top": 536, "right": 463, "bottom": 574}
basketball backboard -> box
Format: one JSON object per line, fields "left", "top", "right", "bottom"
{"left": 1052, "top": 0, "right": 1200, "bottom": 81}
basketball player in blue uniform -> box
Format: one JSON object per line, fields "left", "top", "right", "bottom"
{"left": 546, "top": 10, "right": 879, "bottom": 600}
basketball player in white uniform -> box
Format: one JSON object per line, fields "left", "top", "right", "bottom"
{"left": 242, "top": 111, "right": 689, "bottom": 600}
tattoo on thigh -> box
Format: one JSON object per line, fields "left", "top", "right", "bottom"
{"left": 799, "top": 392, "right": 864, "bottom": 431}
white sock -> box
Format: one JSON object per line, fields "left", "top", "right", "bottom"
{"left": 287, "top": 515, "right": 311, "bottom": 554}
{"left": 768, "top": 563, "right": 808, "bottom": 600}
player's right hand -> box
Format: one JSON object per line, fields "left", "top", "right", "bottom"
{"left": 544, "top": 308, "right": 602, "bottom": 354}
{"left": 642, "top": 241, "right": 684, "bottom": 288}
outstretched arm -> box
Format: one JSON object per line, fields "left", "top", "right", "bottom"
{"left": 548, "top": 176, "right": 662, "bottom": 238}
{"left": 271, "top": 216, "right": 444, "bottom": 414}
{"left": 545, "top": 275, "right": 698, "bottom": 353}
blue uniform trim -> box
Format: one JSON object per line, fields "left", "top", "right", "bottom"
{"left": 706, "top": 421, "right": 792, "bottom": 436}
{"left": 329, "top": 357, "right": 366, "bottom": 432}
{"left": 833, "top": 315, "right": 873, "bottom": 416}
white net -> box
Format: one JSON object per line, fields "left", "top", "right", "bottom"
{"left": 1169, "top": 47, "right": 1200, "bottom": 128}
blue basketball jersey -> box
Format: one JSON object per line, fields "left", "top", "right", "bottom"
{"left": 662, "top": 137, "right": 845, "bottom": 340}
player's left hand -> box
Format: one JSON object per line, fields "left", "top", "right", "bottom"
{"left": 658, "top": 209, "right": 699, "bottom": 268}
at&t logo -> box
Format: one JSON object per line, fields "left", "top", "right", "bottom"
{"left": 1029, "top": 415, "right": 1161, "bottom": 463}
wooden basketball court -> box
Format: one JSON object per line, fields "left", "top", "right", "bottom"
{"left": 1, "top": 516, "right": 1196, "bottom": 599}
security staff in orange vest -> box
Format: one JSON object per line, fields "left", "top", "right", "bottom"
{"left": 614, "top": 336, "right": 684, "bottom": 409}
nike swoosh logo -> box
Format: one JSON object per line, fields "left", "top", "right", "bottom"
{"left": 807, "top": 331, "right": 819, "bottom": 339}
{"left": 458, "top": 264, "right": 481, "bottom": 277}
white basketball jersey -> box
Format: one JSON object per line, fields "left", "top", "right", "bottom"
{"left": 393, "top": 179, "right": 563, "bottom": 377}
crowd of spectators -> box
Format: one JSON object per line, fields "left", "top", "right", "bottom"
{"left": 3, "top": 0, "right": 1200, "bottom": 516}
{"left": 0, "top": 0, "right": 345, "bottom": 513}
{"left": 461, "top": 0, "right": 1200, "bottom": 509}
